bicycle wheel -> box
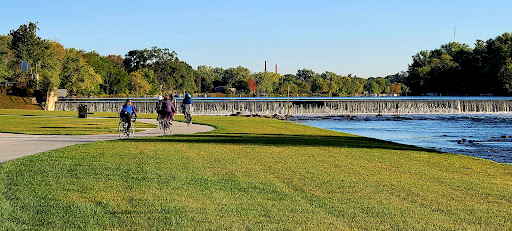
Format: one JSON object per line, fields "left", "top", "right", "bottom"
{"left": 159, "top": 118, "right": 165, "bottom": 131}
{"left": 129, "top": 120, "right": 136, "bottom": 138}
{"left": 186, "top": 112, "right": 191, "bottom": 127}
{"left": 163, "top": 120, "right": 169, "bottom": 134}
{"left": 118, "top": 120, "right": 127, "bottom": 139}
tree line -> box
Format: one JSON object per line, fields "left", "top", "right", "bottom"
{"left": 0, "top": 22, "right": 440, "bottom": 97}
{"left": 403, "top": 33, "right": 512, "bottom": 95}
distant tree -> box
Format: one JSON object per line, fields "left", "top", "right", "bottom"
{"left": 310, "top": 77, "right": 328, "bottom": 94}
{"left": 196, "top": 65, "right": 221, "bottom": 93}
{"left": 247, "top": 77, "right": 257, "bottom": 94}
{"left": 253, "top": 72, "right": 278, "bottom": 94}
{"left": 390, "top": 83, "right": 402, "bottom": 94}
{"left": 39, "top": 41, "right": 66, "bottom": 93}
{"left": 498, "top": 59, "right": 512, "bottom": 94}
{"left": 296, "top": 68, "right": 316, "bottom": 81}
{"left": 0, "top": 35, "right": 14, "bottom": 82}
{"left": 9, "top": 22, "right": 47, "bottom": 65}
{"left": 279, "top": 81, "right": 298, "bottom": 95}
{"left": 222, "top": 66, "right": 250, "bottom": 86}
{"left": 60, "top": 48, "right": 102, "bottom": 96}
{"left": 129, "top": 71, "right": 150, "bottom": 96}
{"left": 296, "top": 80, "right": 310, "bottom": 94}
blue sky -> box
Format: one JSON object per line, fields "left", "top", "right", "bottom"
{"left": 1, "top": 0, "right": 512, "bottom": 77}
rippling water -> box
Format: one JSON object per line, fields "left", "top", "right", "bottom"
{"left": 293, "top": 114, "right": 512, "bottom": 164}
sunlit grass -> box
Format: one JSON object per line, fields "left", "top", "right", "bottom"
{"left": 0, "top": 113, "right": 511, "bottom": 229}
{"left": 0, "top": 108, "right": 159, "bottom": 119}
{"left": 0, "top": 115, "right": 156, "bottom": 135}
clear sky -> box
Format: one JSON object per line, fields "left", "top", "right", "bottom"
{"left": 1, "top": 0, "right": 512, "bottom": 77}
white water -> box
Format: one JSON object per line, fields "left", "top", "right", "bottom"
{"left": 55, "top": 97, "right": 512, "bottom": 115}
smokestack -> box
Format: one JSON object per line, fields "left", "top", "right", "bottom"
{"left": 265, "top": 61, "right": 267, "bottom": 72}
{"left": 275, "top": 64, "right": 278, "bottom": 74}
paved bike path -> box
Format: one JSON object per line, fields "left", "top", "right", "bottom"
{"left": 0, "top": 118, "right": 214, "bottom": 163}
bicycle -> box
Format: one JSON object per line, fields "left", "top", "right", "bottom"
{"left": 158, "top": 114, "right": 173, "bottom": 134}
{"left": 118, "top": 116, "right": 136, "bottom": 138}
{"left": 183, "top": 104, "right": 192, "bottom": 126}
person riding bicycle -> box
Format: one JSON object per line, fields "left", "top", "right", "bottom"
{"left": 156, "top": 95, "right": 164, "bottom": 121}
{"left": 182, "top": 92, "right": 193, "bottom": 122}
{"left": 120, "top": 99, "right": 137, "bottom": 132}
{"left": 160, "top": 95, "right": 176, "bottom": 125}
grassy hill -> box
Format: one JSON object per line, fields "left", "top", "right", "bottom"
{"left": 0, "top": 114, "right": 511, "bottom": 230}
{"left": 0, "top": 94, "right": 41, "bottom": 110}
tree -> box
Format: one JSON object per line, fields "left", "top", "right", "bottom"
{"left": 310, "top": 77, "right": 328, "bottom": 94}
{"left": 498, "top": 59, "right": 512, "bottom": 94}
{"left": 129, "top": 71, "right": 150, "bottom": 96}
{"left": 196, "top": 65, "right": 221, "bottom": 93}
{"left": 253, "top": 72, "right": 277, "bottom": 94}
{"left": 279, "top": 82, "right": 298, "bottom": 95}
{"left": 39, "top": 41, "right": 66, "bottom": 93}
{"left": 390, "top": 83, "right": 402, "bottom": 94}
{"left": 105, "top": 55, "right": 129, "bottom": 95}
{"left": 247, "top": 77, "right": 257, "bottom": 94}
{"left": 0, "top": 35, "right": 14, "bottom": 82}
{"left": 9, "top": 22, "right": 47, "bottom": 65}
{"left": 60, "top": 48, "right": 102, "bottom": 96}
{"left": 222, "top": 66, "right": 251, "bottom": 86}
{"left": 296, "top": 68, "right": 316, "bottom": 81}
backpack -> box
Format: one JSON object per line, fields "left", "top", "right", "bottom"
{"left": 156, "top": 101, "right": 163, "bottom": 113}
{"left": 161, "top": 100, "right": 172, "bottom": 113}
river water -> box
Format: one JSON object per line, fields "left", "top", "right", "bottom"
{"left": 293, "top": 114, "right": 512, "bottom": 164}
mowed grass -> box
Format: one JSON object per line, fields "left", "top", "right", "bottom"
{"left": 0, "top": 116, "right": 511, "bottom": 230}
{"left": 0, "top": 108, "right": 159, "bottom": 119}
{"left": 0, "top": 115, "right": 156, "bottom": 135}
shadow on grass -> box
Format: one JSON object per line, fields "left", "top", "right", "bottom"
{"left": 121, "top": 132, "right": 440, "bottom": 153}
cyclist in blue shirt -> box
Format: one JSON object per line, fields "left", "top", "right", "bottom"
{"left": 120, "top": 99, "right": 137, "bottom": 131}
{"left": 182, "top": 93, "right": 193, "bottom": 123}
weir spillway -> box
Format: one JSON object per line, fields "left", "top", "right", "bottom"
{"left": 54, "top": 97, "right": 512, "bottom": 115}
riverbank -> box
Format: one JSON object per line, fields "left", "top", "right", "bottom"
{"left": 1, "top": 114, "right": 511, "bottom": 229}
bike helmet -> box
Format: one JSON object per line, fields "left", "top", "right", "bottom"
{"left": 158, "top": 95, "right": 163, "bottom": 101}
{"left": 185, "top": 93, "right": 191, "bottom": 98}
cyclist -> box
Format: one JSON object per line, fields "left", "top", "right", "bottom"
{"left": 120, "top": 99, "right": 137, "bottom": 132}
{"left": 156, "top": 95, "right": 164, "bottom": 121}
{"left": 161, "top": 95, "right": 176, "bottom": 125}
{"left": 182, "top": 92, "right": 193, "bottom": 122}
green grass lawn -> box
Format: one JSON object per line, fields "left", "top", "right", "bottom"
{"left": 0, "top": 115, "right": 511, "bottom": 229}
{"left": 0, "top": 114, "right": 156, "bottom": 135}
{"left": 0, "top": 108, "right": 159, "bottom": 119}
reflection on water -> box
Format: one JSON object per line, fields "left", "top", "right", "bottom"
{"left": 294, "top": 114, "right": 512, "bottom": 164}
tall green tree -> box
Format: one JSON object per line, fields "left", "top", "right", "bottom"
{"left": 38, "top": 41, "right": 66, "bottom": 93}
{"left": 0, "top": 35, "right": 14, "bottom": 82}
{"left": 9, "top": 22, "right": 47, "bottom": 67}
{"left": 60, "top": 48, "right": 102, "bottom": 96}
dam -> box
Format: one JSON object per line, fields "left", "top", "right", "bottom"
{"left": 54, "top": 97, "right": 512, "bottom": 115}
